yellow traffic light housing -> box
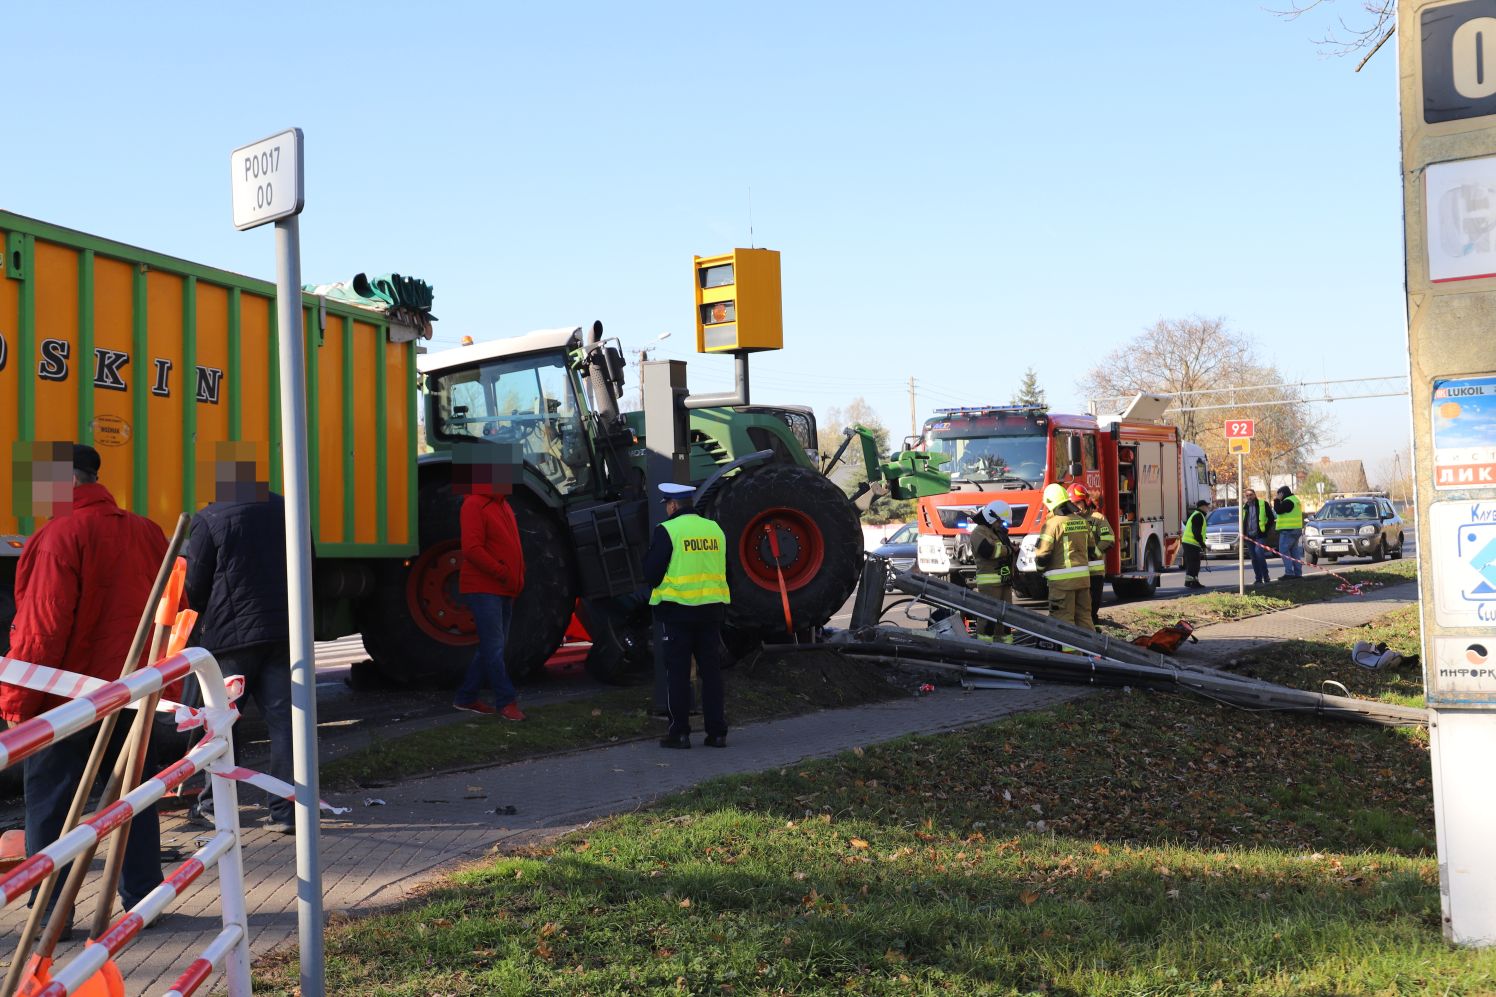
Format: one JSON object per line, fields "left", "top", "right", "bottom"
{"left": 693, "top": 248, "right": 782, "bottom": 353}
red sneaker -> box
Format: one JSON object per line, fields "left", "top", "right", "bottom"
{"left": 454, "top": 700, "right": 496, "bottom": 715}
{"left": 497, "top": 702, "right": 526, "bottom": 722}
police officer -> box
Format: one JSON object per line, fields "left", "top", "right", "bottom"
{"left": 968, "top": 500, "right": 1014, "bottom": 636}
{"left": 1034, "top": 483, "right": 1097, "bottom": 630}
{"left": 644, "top": 482, "right": 731, "bottom": 749}
{"left": 1274, "top": 485, "right": 1305, "bottom": 579}
{"left": 1181, "top": 499, "right": 1209, "bottom": 588}
{"left": 1069, "top": 484, "right": 1114, "bottom": 625}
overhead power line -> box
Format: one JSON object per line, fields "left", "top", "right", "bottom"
{"left": 1087, "top": 374, "right": 1410, "bottom": 416}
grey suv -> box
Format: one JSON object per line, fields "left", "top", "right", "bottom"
{"left": 1304, "top": 496, "right": 1405, "bottom": 564}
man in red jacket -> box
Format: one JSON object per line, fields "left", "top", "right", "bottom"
{"left": 452, "top": 445, "right": 527, "bottom": 720}
{"left": 3, "top": 444, "right": 167, "bottom": 921}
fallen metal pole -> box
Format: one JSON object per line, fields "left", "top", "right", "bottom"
{"left": 881, "top": 570, "right": 1427, "bottom": 728}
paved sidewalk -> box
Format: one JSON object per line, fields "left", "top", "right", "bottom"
{"left": 1174, "top": 581, "right": 1418, "bottom": 665}
{"left": 0, "top": 581, "right": 1420, "bottom": 993}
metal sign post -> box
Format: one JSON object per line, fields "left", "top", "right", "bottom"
{"left": 230, "top": 127, "right": 325, "bottom": 991}
{"left": 1226, "top": 425, "right": 1254, "bottom": 596}
{"left": 1398, "top": 0, "right": 1496, "bottom": 947}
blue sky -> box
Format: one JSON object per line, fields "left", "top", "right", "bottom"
{"left": 4, "top": 2, "right": 1411, "bottom": 475}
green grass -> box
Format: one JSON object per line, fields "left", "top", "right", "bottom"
{"left": 255, "top": 605, "right": 1494, "bottom": 996}
{"left": 1233, "top": 604, "right": 1427, "bottom": 710}
{"left": 1105, "top": 558, "right": 1417, "bottom": 632}
{"left": 322, "top": 649, "right": 901, "bottom": 789}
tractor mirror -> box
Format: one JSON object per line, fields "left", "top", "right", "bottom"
{"left": 604, "top": 346, "right": 626, "bottom": 387}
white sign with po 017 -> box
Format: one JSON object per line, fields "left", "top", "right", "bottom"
{"left": 230, "top": 128, "right": 304, "bottom": 231}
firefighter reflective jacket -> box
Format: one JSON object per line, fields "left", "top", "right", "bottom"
{"left": 1085, "top": 510, "right": 1115, "bottom": 576}
{"left": 969, "top": 522, "right": 1013, "bottom": 588}
{"left": 649, "top": 513, "right": 731, "bottom": 606}
{"left": 1034, "top": 512, "right": 1095, "bottom": 591}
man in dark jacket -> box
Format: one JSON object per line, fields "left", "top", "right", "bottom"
{"left": 1240, "top": 488, "right": 1275, "bottom": 586}
{"left": 4, "top": 444, "right": 166, "bottom": 919}
{"left": 644, "top": 483, "right": 730, "bottom": 750}
{"left": 184, "top": 447, "right": 293, "bottom": 832}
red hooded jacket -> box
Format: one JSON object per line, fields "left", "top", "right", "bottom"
{"left": 2, "top": 484, "right": 167, "bottom": 723}
{"left": 458, "top": 494, "right": 525, "bottom": 597}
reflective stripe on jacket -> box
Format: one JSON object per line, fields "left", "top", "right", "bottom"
{"left": 969, "top": 522, "right": 1013, "bottom": 587}
{"left": 1035, "top": 514, "right": 1093, "bottom": 589}
{"left": 1276, "top": 494, "right": 1303, "bottom": 530}
{"left": 649, "top": 514, "right": 731, "bottom": 606}
{"left": 1086, "top": 510, "right": 1114, "bottom": 575}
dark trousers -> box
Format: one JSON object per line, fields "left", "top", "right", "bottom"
{"left": 1181, "top": 544, "right": 1202, "bottom": 580}
{"left": 1089, "top": 574, "right": 1104, "bottom": 621}
{"left": 25, "top": 722, "right": 163, "bottom": 912}
{"left": 661, "top": 619, "right": 726, "bottom": 739}
{"left": 204, "top": 644, "right": 294, "bottom": 823}
{"left": 456, "top": 594, "right": 517, "bottom": 709}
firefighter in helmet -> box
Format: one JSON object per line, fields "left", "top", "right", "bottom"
{"left": 1068, "top": 483, "right": 1114, "bottom": 627}
{"left": 1034, "top": 482, "right": 1097, "bottom": 630}
{"left": 968, "top": 499, "right": 1015, "bottom": 636}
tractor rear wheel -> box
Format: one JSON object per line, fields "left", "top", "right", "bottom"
{"left": 358, "top": 483, "right": 575, "bottom": 686}
{"left": 707, "top": 464, "right": 861, "bottom": 640}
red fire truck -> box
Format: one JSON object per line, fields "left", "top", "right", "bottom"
{"left": 913, "top": 396, "right": 1211, "bottom": 599}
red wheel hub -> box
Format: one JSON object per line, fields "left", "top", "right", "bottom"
{"left": 405, "top": 539, "right": 477, "bottom": 645}
{"left": 738, "top": 507, "right": 825, "bottom": 593}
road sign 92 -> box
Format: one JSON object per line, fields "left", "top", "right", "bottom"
{"left": 1225, "top": 420, "right": 1254, "bottom": 439}
{"left": 1423, "top": 0, "right": 1496, "bottom": 123}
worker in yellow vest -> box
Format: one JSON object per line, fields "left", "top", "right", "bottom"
{"left": 1180, "top": 500, "right": 1208, "bottom": 588}
{"left": 1034, "top": 483, "right": 1098, "bottom": 630}
{"left": 644, "top": 482, "right": 731, "bottom": 749}
{"left": 1274, "top": 485, "right": 1305, "bottom": 579}
{"left": 1069, "top": 483, "right": 1115, "bottom": 625}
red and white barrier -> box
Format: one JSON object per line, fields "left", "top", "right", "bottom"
{"left": 0, "top": 647, "right": 253, "bottom": 996}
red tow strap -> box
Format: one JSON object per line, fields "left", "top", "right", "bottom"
{"left": 762, "top": 523, "right": 795, "bottom": 635}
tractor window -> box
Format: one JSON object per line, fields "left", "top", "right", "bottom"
{"left": 429, "top": 352, "right": 593, "bottom": 495}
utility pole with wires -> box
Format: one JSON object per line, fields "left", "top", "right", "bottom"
{"left": 908, "top": 376, "right": 917, "bottom": 439}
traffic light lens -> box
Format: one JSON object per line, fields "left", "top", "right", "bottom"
{"left": 700, "top": 300, "right": 736, "bottom": 325}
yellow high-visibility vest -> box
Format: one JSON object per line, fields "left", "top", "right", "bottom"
{"left": 1277, "top": 495, "right": 1303, "bottom": 530}
{"left": 649, "top": 514, "right": 731, "bottom": 606}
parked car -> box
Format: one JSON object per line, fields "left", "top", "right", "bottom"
{"left": 1203, "top": 507, "right": 1241, "bottom": 559}
{"left": 872, "top": 522, "right": 918, "bottom": 589}
{"left": 1304, "top": 496, "right": 1405, "bottom": 564}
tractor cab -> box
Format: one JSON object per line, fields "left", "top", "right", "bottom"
{"left": 421, "top": 326, "right": 628, "bottom": 504}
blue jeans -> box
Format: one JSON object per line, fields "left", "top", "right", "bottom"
{"left": 1278, "top": 529, "right": 1303, "bottom": 577}
{"left": 456, "top": 593, "right": 516, "bottom": 708}
{"left": 1248, "top": 534, "right": 1271, "bottom": 583}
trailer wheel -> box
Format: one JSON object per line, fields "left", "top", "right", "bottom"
{"left": 707, "top": 464, "right": 861, "bottom": 638}
{"left": 358, "top": 484, "right": 575, "bottom": 686}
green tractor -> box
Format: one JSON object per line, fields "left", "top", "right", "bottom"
{"left": 356, "top": 322, "right": 926, "bottom": 685}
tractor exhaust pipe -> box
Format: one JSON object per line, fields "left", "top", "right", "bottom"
{"left": 684, "top": 353, "right": 750, "bottom": 409}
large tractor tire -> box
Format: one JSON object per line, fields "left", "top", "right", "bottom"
{"left": 707, "top": 464, "right": 862, "bottom": 640}
{"left": 357, "top": 483, "right": 575, "bottom": 687}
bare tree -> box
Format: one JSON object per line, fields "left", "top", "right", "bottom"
{"left": 1078, "top": 317, "right": 1337, "bottom": 482}
{"left": 1077, "top": 316, "right": 1257, "bottom": 443}
{"left": 1270, "top": 1, "right": 1395, "bottom": 60}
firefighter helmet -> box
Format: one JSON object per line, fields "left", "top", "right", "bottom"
{"left": 1067, "top": 483, "right": 1091, "bottom": 505}
{"left": 1042, "top": 482, "right": 1070, "bottom": 512}
{"left": 979, "top": 500, "right": 1011, "bottom": 528}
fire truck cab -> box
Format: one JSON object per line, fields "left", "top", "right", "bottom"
{"left": 914, "top": 395, "right": 1210, "bottom": 600}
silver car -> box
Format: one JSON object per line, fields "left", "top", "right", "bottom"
{"left": 1203, "top": 507, "right": 1241, "bottom": 559}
